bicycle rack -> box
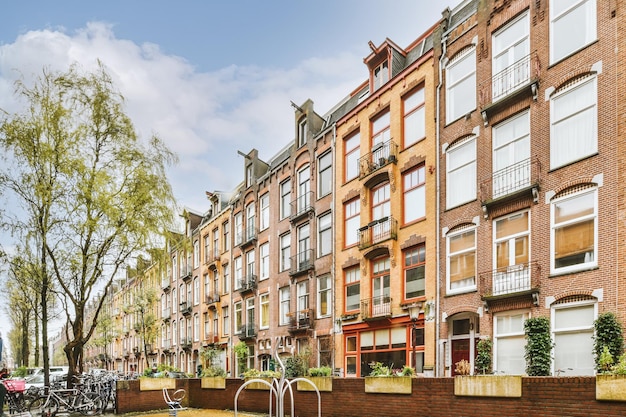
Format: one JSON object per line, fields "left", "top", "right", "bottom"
{"left": 233, "top": 348, "right": 322, "bottom": 417}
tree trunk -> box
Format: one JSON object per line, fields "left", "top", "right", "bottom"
{"left": 41, "top": 240, "right": 50, "bottom": 387}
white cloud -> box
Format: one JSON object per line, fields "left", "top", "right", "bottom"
{"left": 0, "top": 22, "right": 366, "bottom": 211}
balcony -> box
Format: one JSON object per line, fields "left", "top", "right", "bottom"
{"left": 162, "top": 339, "right": 171, "bottom": 352}
{"left": 290, "top": 191, "right": 315, "bottom": 223}
{"left": 206, "top": 249, "right": 220, "bottom": 266}
{"left": 181, "top": 338, "right": 192, "bottom": 350}
{"left": 205, "top": 293, "right": 220, "bottom": 307}
{"left": 287, "top": 309, "right": 314, "bottom": 334}
{"left": 479, "top": 51, "right": 540, "bottom": 124}
{"left": 237, "top": 225, "right": 258, "bottom": 249}
{"left": 237, "top": 324, "right": 257, "bottom": 340}
{"left": 162, "top": 307, "right": 171, "bottom": 322}
{"left": 358, "top": 216, "right": 398, "bottom": 250}
{"left": 479, "top": 261, "right": 541, "bottom": 308}
{"left": 179, "top": 301, "right": 192, "bottom": 316}
{"left": 289, "top": 249, "right": 314, "bottom": 277}
{"left": 181, "top": 265, "right": 192, "bottom": 282}
{"left": 203, "top": 334, "right": 220, "bottom": 345}
{"left": 161, "top": 278, "right": 171, "bottom": 292}
{"left": 361, "top": 296, "right": 392, "bottom": 321}
{"left": 132, "top": 346, "right": 141, "bottom": 357}
{"left": 480, "top": 157, "right": 541, "bottom": 216}
{"left": 123, "top": 349, "right": 130, "bottom": 358}
{"left": 358, "top": 140, "right": 398, "bottom": 179}
{"left": 236, "top": 275, "right": 257, "bottom": 294}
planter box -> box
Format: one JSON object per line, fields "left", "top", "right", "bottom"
{"left": 201, "top": 377, "right": 226, "bottom": 390}
{"left": 139, "top": 377, "right": 176, "bottom": 391}
{"left": 596, "top": 374, "right": 626, "bottom": 401}
{"left": 454, "top": 375, "right": 522, "bottom": 398}
{"left": 364, "top": 376, "right": 412, "bottom": 394}
{"left": 297, "top": 376, "right": 333, "bottom": 392}
{"left": 245, "top": 377, "right": 274, "bottom": 390}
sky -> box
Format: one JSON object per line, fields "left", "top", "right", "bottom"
{"left": 0, "top": 0, "right": 457, "bottom": 360}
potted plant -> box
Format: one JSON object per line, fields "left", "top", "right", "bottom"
{"left": 594, "top": 312, "right": 626, "bottom": 401}
{"left": 199, "top": 346, "right": 227, "bottom": 389}
{"left": 364, "top": 362, "right": 413, "bottom": 394}
{"left": 243, "top": 369, "right": 281, "bottom": 390}
{"left": 297, "top": 366, "right": 333, "bottom": 392}
{"left": 597, "top": 352, "right": 626, "bottom": 401}
{"left": 139, "top": 364, "right": 178, "bottom": 391}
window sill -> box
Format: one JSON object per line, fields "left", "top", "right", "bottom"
{"left": 549, "top": 265, "right": 598, "bottom": 279}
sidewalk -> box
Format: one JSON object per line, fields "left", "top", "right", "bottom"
{"left": 103, "top": 409, "right": 267, "bottom": 417}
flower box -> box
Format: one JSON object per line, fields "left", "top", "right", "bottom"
{"left": 244, "top": 377, "right": 274, "bottom": 390}
{"left": 139, "top": 377, "right": 176, "bottom": 391}
{"left": 454, "top": 375, "right": 522, "bottom": 397}
{"left": 201, "top": 376, "right": 226, "bottom": 390}
{"left": 596, "top": 374, "right": 626, "bottom": 401}
{"left": 364, "top": 376, "right": 412, "bottom": 394}
{"left": 297, "top": 376, "right": 333, "bottom": 392}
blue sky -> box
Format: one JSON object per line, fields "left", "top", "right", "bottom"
{"left": 0, "top": 1, "right": 457, "bottom": 344}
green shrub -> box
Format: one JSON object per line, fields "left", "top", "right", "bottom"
{"left": 524, "top": 316, "right": 554, "bottom": 376}
{"left": 369, "top": 362, "right": 393, "bottom": 376}
{"left": 475, "top": 338, "right": 493, "bottom": 375}
{"left": 399, "top": 365, "right": 415, "bottom": 377}
{"left": 201, "top": 366, "right": 227, "bottom": 377}
{"left": 307, "top": 366, "right": 332, "bottom": 377}
{"left": 594, "top": 312, "right": 624, "bottom": 372}
{"left": 610, "top": 354, "right": 626, "bottom": 375}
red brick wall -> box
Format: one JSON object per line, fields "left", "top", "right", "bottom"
{"left": 117, "top": 377, "right": 626, "bottom": 417}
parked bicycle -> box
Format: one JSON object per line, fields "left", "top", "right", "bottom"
{"left": 28, "top": 380, "right": 103, "bottom": 417}
{"left": 3, "top": 379, "right": 28, "bottom": 414}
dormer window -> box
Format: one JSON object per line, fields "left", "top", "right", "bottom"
{"left": 246, "top": 165, "right": 253, "bottom": 187}
{"left": 298, "top": 118, "right": 307, "bottom": 147}
{"left": 373, "top": 61, "right": 389, "bottom": 91}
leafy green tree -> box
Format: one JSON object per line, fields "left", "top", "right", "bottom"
{"left": 593, "top": 312, "right": 624, "bottom": 372}
{"left": 524, "top": 316, "right": 554, "bottom": 376}
{"left": 127, "top": 285, "right": 159, "bottom": 369}
{"left": 0, "top": 62, "right": 177, "bottom": 386}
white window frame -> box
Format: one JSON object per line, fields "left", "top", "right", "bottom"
{"left": 280, "top": 233, "right": 291, "bottom": 272}
{"left": 551, "top": 300, "right": 597, "bottom": 375}
{"left": 259, "top": 242, "right": 270, "bottom": 280}
{"left": 259, "top": 293, "right": 270, "bottom": 330}
{"left": 493, "top": 310, "right": 529, "bottom": 375}
{"left": 446, "top": 226, "right": 477, "bottom": 294}
{"left": 279, "top": 286, "right": 290, "bottom": 326}
{"left": 550, "top": 0, "right": 597, "bottom": 64}
{"left": 446, "top": 136, "right": 477, "bottom": 209}
{"left": 318, "top": 151, "right": 332, "bottom": 197}
{"left": 403, "top": 87, "right": 425, "bottom": 148}
{"left": 317, "top": 212, "right": 332, "bottom": 257}
{"left": 260, "top": 193, "right": 270, "bottom": 231}
{"left": 317, "top": 275, "right": 332, "bottom": 318}
{"left": 280, "top": 179, "right": 291, "bottom": 219}
{"left": 403, "top": 165, "right": 426, "bottom": 224}
{"left": 446, "top": 46, "right": 476, "bottom": 123}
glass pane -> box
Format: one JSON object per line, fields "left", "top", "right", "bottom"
{"left": 554, "top": 193, "right": 594, "bottom": 223}
{"left": 554, "top": 305, "right": 594, "bottom": 330}
{"left": 554, "top": 331, "right": 595, "bottom": 375}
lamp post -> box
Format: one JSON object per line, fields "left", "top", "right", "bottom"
{"left": 407, "top": 303, "right": 422, "bottom": 371}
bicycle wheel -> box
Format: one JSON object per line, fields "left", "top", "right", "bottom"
{"left": 78, "top": 391, "right": 103, "bottom": 416}
{"left": 29, "top": 396, "right": 59, "bottom": 417}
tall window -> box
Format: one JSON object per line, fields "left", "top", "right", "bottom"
{"left": 234, "top": 212, "right": 243, "bottom": 246}
{"left": 404, "top": 245, "right": 426, "bottom": 300}
{"left": 297, "top": 281, "right": 309, "bottom": 312}
{"left": 245, "top": 250, "right": 255, "bottom": 280}
{"left": 372, "top": 182, "right": 391, "bottom": 239}
{"left": 371, "top": 111, "right": 390, "bottom": 147}
{"left": 344, "top": 198, "right": 360, "bottom": 248}
{"left": 550, "top": 75, "right": 597, "bottom": 169}
{"left": 493, "top": 111, "right": 530, "bottom": 199}
{"left": 550, "top": 0, "right": 596, "bottom": 64}
{"left": 259, "top": 242, "right": 270, "bottom": 280}
{"left": 298, "top": 118, "right": 307, "bottom": 147}
{"left": 297, "top": 166, "right": 311, "bottom": 213}
{"left": 403, "top": 87, "right": 425, "bottom": 147}
{"left": 222, "top": 306, "right": 229, "bottom": 335}
{"left": 260, "top": 293, "right": 270, "bottom": 329}
{"left": 203, "top": 235, "right": 210, "bottom": 264}
{"left": 280, "top": 179, "right": 291, "bottom": 219}
{"left": 494, "top": 311, "right": 528, "bottom": 375}
{"left": 344, "top": 267, "right": 360, "bottom": 313}
{"left": 193, "top": 277, "right": 200, "bottom": 305}
{"left": 373, "top": 60, "right": 389, "bottom": 91}
{"left": 193, "top": 240, "right": 199, "bottom": 268}
{"left": 344, "top": 132, "right": 360, "bottom": 181}
{"left": 495, "top": 211, "right": 530, "bottom": 270}
{"left": 280, "top": 233, "right": 291, "bottom": 272}
{"left": 551, "top": 187, "right": 597, "bottom": 273}
{"left": 279, "top": 286, "right": 290, "bottom": 325}
{"left": 203, "top": 312, "right": 210, "bottom": 340}
{"left": 234, "top": 256, "right": 242, "bottom": 289}
{"left": 234, "top": 301, "right": 242, "bottom": 333}
{"left": 403, "top": 165, "right": 426, "bottom": 224}
{"left": 552, "top": 302, "right": 596, "bottom": 375}
{"left": 297, "top": 223, "right": 310, "bottom": 267}
{"left": 447, "top": 227, "right": 476, "bottom": 292}
{"left": 318, "top": 151, "right": 332, "bottom": 197}
{"left": 193, "top": 314, "right": 200, "bottom": 341}
{"left": 317, "top": 275, "right": 332, "bottom": 318}
{"left": 212, "top": 228, "right": 219, "bottom": 258}
{"left": 318, "top": 212, "right": 332, "bottom": 256}
{"left": 372, "top": 257, "right": 390, "bottom": 312}
{"left": 246, "top": 298, "right": 255, "bottom": 330}
{"left": 223, "top": 263, "right": 230, "bottom": 293}
{"left": 223, "top": 221, "right": 230, "bottom": 251}
{"left": 492, "top": 12, "right": 529, "bottom": 100}
{"left": 212, "top": 269, "right": 219, "bottom": 296}
{"left": 446, "top": 46, "right": 476, "bottom": 123}
{"left": 260, "top": 193, "right": 270, "bottom": 231}
{"left": 246, "top": 202, "right": 256, "bottom": 241}
{"left": 446, "top": 136, "right": 476, "bottom": 209}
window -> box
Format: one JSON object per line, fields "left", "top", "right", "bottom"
{"left": 371, "top": 258, "right": 390, "bottom": 314}
{"left": 551, "top": 187, "right": 597, "bottom": 273}
{"left": 297, "top": 223, "right": 310, "bottom": 267}
{"left": 371, "top": 111, "right": 390, "bottom": 147}
{"left": 203, "top": 235, "right": 210, "bottom": 264}
{"left": 550, "top": 0, "right": 596, "bottom": 64}
{"left": 552, "top": 301, "right": 596, "bottom": 375}
{"left": 492, "top": 12, "right": 530, "bottom": 100}
{"left": 260, "top": 193, "right": 270, "bottom": 231}
{"left": 446, "top": 136, "right": 476, "bottom": 209}
{"left": 318, "top": 212, "right": 332, "bottom": 256}
{"left": 492, "top": 111, "right": 530, "bottom": 199}
{"left": 246, "top": 298, "right": 255, "bottom": 329}
{"left": 260, "top": 293, "right": 270, "bottom": 329}
{"left": 297, "top": 166, "right": 311, "bottom": 214}
{"left": 223, "top": 221, "right": 230, "bottom": 252}
{"left": 212, "top": 228, "right": 219, "bottom": 259}
{"left": 373, "top": 60, "right": 389, "bottom": 91}
{"left": 234, "top": 301, "right": 242, "bottom": 333}
{"left": 203, "top": 312, "right": 210, "bottom": 340}
{"left": 446, "top": 47, "right": 476, "bottom": 123}
{"left": 495, "top": 210, "right": 530, "bottom": 270}
{"left": 280, "top": 179, "right": 291, "bottom": 219}
{"left": 318, "top": 151, "right": 332, "bottom": 197}
{"left": 372, "top": 182, "right": 391, "bottom": 239}
{"left": 245, "top": 202, "right": 256, "bottom": 241}
{"left": 344, "top": 267, "right": 360, "bottom": 312}
{"left": 223, "top": 263, "right": 230, "bottom": 293}
{"left": 344, "top": 132, "right": 360, "bottom": 181}
{"left": 246, "top": 165, "right": 253, "bottom": 187}
{"left": 403, "top": 87, "right": 425, "bottom": 147}
{"left": 245, "top": 250, "right": 255, "bottom": 280}
{"left": 279, "top": 286, "right": 290, "bottom": 326}
{"left": 317, "top": 275, "right": 332, "bottom": 318}
{"left": 404, "top": 245, "right": 425, "bottom": 300}
{"left": 297, "top": 281, "right": 309, "bottom": 312}
{"left": 212, "top": 269, "right": 219, "bottom": 296}
{"left": 234, "top": 212, "right": 243, "bottom": 246}
{"left": 193, "top": 314, "right": 200, "bottom": 341}
{"left": 494, "top": 311, "right": 528, "bottom": 375}
{"left": 280, "top": 233, "right": 291, "bottom": 272}
{"left": 298, "top": 118, "right": 307, "bottom": 147}
{"left": 447, "top": 227, "right": 476, "bottom": 292}
{"left": 222, "top": 306, "right": 229, "bottom": 335}
{"left": 259, "top": 242, "right": 270, "bottom": 280}
{"left": 193, "top": 277, "right": 200, "bottom": 305}
{"left": 403, "top": 165, "right": 426, "bottom": 224}
{"left": 234, "top": 256, "right": 242, "bottom": 289}
{"left": 344, "top": 198, "right": 360, "bottom": 248}
{"left": 193, "top": 240, "right": 199, "bottom": 268}
{"left": 550, "top": 75, "right": 597, "bottom": 169}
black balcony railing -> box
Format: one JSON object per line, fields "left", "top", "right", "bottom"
{"left": 290, "top": 191, "right": 315, "bottom": 222}
{"left": 287, "top": 309, "right": 314, "bottom": 334}
{"left": 205, "top": 293, "right": 220, "bottom": 305}
{"left": 237, "top": 225, "right": 258, "bottom": 248}
{"left": 236, "top": 275, "right": 257, "bottom": 293}
{"left": 237, "top": 324, "right": 257, "bottom": 339}
{"left": 358, "top": 216, "right": 398, "bottom": 249}
{"left": 358, "top": 140, "right": 398, "bottom": 179}
{"left": 289, "top": 249, "right": 314, "bottom": 277}
{"left": 479, "top": 261, "right": 540, "bottom": 299}
{"left": 179, "top": 301, "right": 192, "bottom": 315}
{"left": 480, "top": 157, "right": 541, "bottom": 210}
{"left": 361, "top": 296, "right": 392, "bottom": 320}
